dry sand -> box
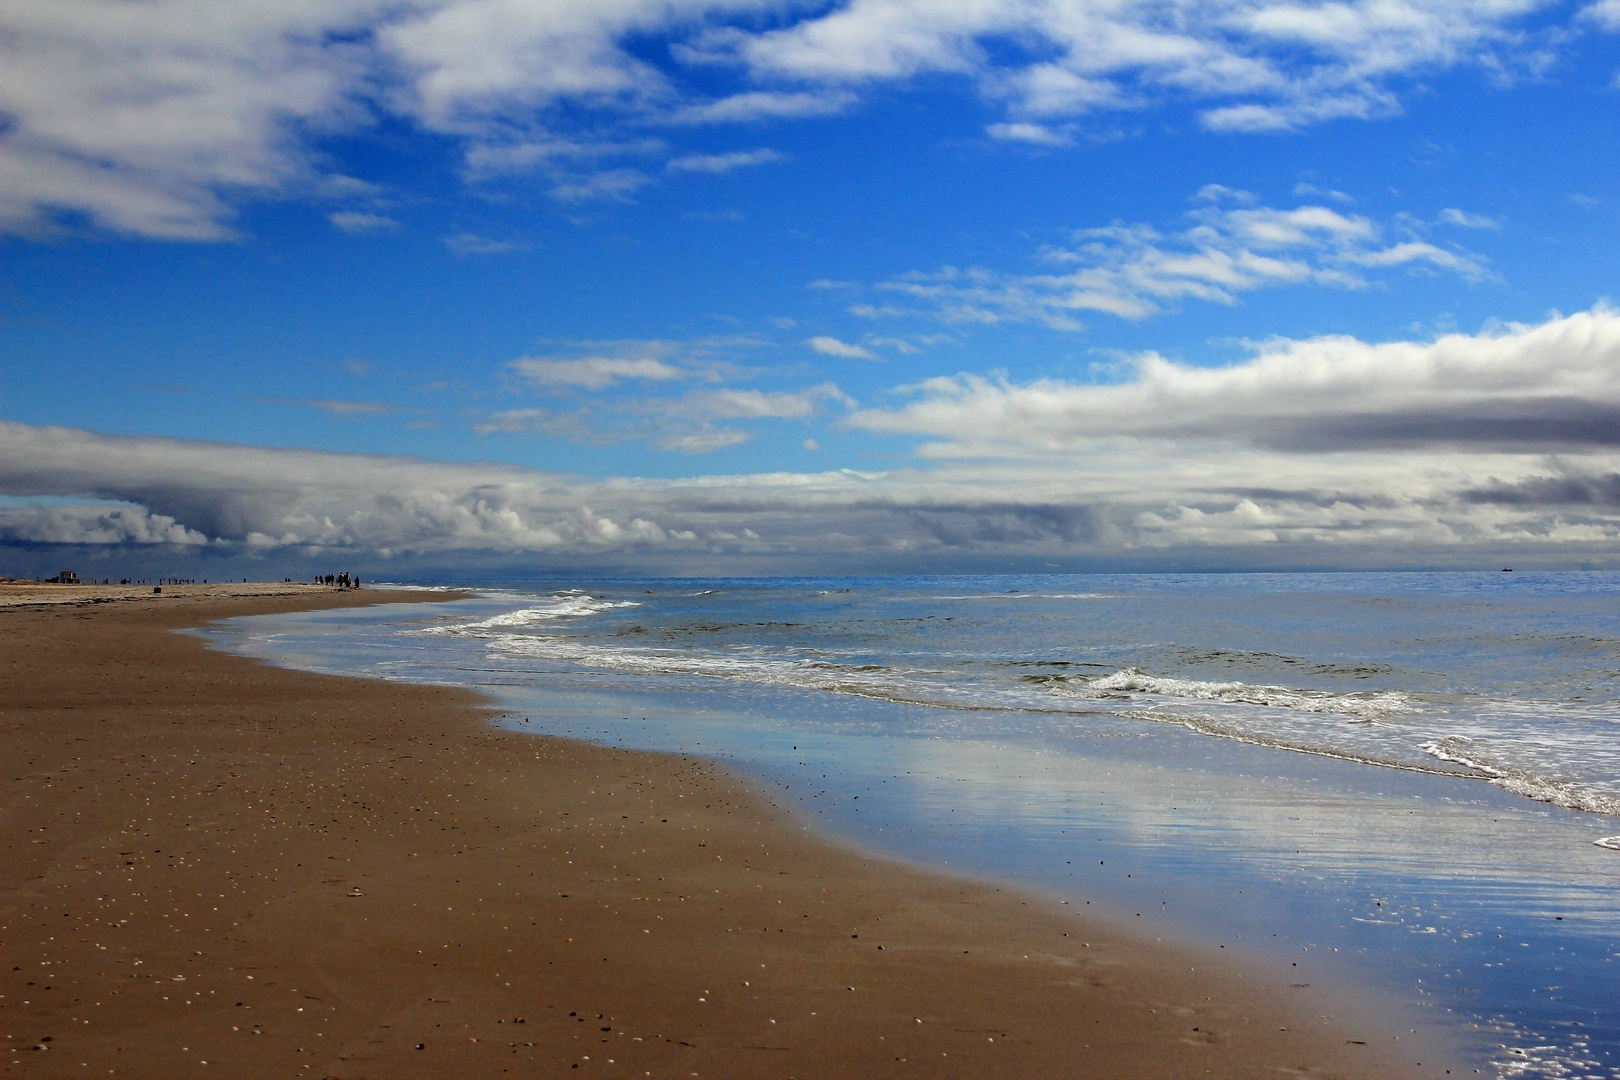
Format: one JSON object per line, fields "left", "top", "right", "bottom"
{"left": 1, "top": 587, "right": 1454, "bottom": 1078}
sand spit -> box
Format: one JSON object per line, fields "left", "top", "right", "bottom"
{"left": 0, "top": 589, "right": 1451, "bottom": 1077}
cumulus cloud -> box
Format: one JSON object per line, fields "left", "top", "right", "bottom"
{"left": 0, "top": 501, "right": 208, "bottom": 546}
{"left": 874, "top": 190, "right": 1491, "bottom": 327}
{"left": 0, "top": 0, "right": 1566, "bottom": 239}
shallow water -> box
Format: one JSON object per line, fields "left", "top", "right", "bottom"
{"left": 202, "top": 572, "right": 1620, "bottom": 1079}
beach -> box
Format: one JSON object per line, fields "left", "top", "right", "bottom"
{"left": 1, "top": 585, "right": 1447, "bottom": 1078}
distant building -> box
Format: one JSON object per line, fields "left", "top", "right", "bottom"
{"left": 49, "top": 570, "right": 79, "bottom": 584}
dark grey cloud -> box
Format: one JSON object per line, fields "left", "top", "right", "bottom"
{"left": 1459, "top": 473, "right": 1620, "bottom": 507}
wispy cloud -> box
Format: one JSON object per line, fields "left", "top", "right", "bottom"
{"left": 986, "top": 122, "right": 1072, "bottom": 146}
{"left": 510, "top": 355, "right": 689, "bottom": 390}
{"left": 277, "top": 398, "right": 396, "bottom": 416}
{"left": 660, "top": 427, "right": 753, "bottom": 454}
{"left": 442, "top": 232, "right": 524, "bottom": 255}
{"left": 459, "top": 138, "right": 664, "bottom": 182}
{"left": 676, "top": 384, "right": 854, "bottom": 420}
{"left": 666, "top": 149, "right": 786, "bottom": 175}
{"left": 329, "top": 211, "right": 400, "bottom": 234}
{"left": 548, "top": 168, "right": 653, "bottom": 203}
{"left": 474, "top": 408, "right": 591, "bottom": 437}
{"left": 808, "top": 335, "right": 877, "bottom": 359}
{"left": 1438, "top": 208, "right": 1501, "bottom": 229}
{"left": 504, "top": 336, "right": 766, "bottom": 395}
{"left": 669, "top": 90, "right": 858, "bottom": 124}
{"left": 872, "top": 188, "right": 1492, "bottom": 329}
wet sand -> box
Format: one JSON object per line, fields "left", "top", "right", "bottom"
{"left": 1, "top": 587, "right": 1452, "bottom": 1077}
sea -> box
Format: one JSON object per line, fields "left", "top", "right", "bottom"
{"left": 200, "top": 571, "right": 1620, "bottom": 1079}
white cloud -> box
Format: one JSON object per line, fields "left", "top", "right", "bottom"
{"left": 808, "top": 335, "right": 877, "bottom": 359}
{"left": 666, "top": 148, "right": 786, "bottom": 174}
{"left": 475, "top": 408, "right": 578, "bottom": 435}
{"left": 442, "top": 231, "right": 524, "bottom": 255}
{"left": 547, "top": 167, "right": 653, "bottom": 202}
{"left": 866, "top": 336, "right": 921, "bottom": 354}
{"left": 1292, "top": 182, "right": 1354, "bottom": 203}
{"left": 287, "top": 398, "right": 396, "bottom": 416}
{"left": 677, "top": 383, "right": 854, "bottom": 420}
{"left": 1579, "top": 0, "right": 1620, "bottom": 29}
{"left": 0, "top": 500, "right": 208, "bottom": 546}
{"left": 716, "top": 0, "right": 1548, "bottom": 129}
{"left": 329, "top": 211, "right": 401, "bottom": 234}
{"left": 0, "top": 0, "right": 1569, "bottom": 240}
{"left": 14, "top": 314, "right": 1620, "bottom": 569}
{"left": 847, "top": 306, "right": 1620, "bottom": 457}
{"left": 874, "top": 189, "right": 1492, "bottom": 328}
{"left": 670, "top": 90, "right": 858, "bottom": 124}
{"left": 660, "top": 427, "right": 753, "bottom": 453}
{"left": 1438, "top": 207, "right": 1501, "bottom": 229}
{"left": 0, "top": 1, "right": 377, "bottom": 239}
{"left": 458, "top": 136, "right": 665, "bottom": 182}
{"left": 985, "top": 122, "right": 1072, "bottom": 146}
{"left": 510, "top": 355, "right": 688, "bottom": 389}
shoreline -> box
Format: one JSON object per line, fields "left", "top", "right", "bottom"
{"left": 2, "top": 588, "right": 1454, "bottom": 1077}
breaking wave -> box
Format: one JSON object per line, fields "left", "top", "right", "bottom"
{"left": 1071, "top": 668, "right": 1412, "bottom": 723}
{"left": 417, "top": 593, "right": 639, "bottom": 635}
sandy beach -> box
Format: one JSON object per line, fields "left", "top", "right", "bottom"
{"left": 1, "top": 586, "right": 1450, "bottom": 1078}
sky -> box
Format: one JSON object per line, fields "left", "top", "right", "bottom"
{"left": 3, "top": 0, "right": 1620, "bottom": 577}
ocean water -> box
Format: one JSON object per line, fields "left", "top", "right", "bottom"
{"left": 202, "top": 572, "right": 1620, "bottom": 1078}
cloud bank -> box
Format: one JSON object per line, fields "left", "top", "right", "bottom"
{"left": 0, "top": 0, "right": 1577, "bottom": 238}
{"left": 7, "top": 309, "right": 1620, "bottom": 568}
{"left": 849, "top": 306, "right": 1620, "bottom": 455}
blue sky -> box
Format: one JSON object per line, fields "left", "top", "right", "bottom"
{"left": 4, "top": 0, "right": 1620, "bottom": 573}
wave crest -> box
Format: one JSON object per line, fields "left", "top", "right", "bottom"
{"left": 1075, "top": 668, "right": 1411, "bottom": 721}
{"left": 418, "top": 594, "right": 638, "bottom": 635}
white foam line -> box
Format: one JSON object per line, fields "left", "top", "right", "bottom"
{"left": 1071, "top": 667, "right": 1411, "bottom": 721}
{"left": 1420, "top": 737, "right": 1620, "bottom": 817}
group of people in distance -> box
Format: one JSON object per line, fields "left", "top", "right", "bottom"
{"left": 317, "top": 572, "right": 360, "bottom": 588}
